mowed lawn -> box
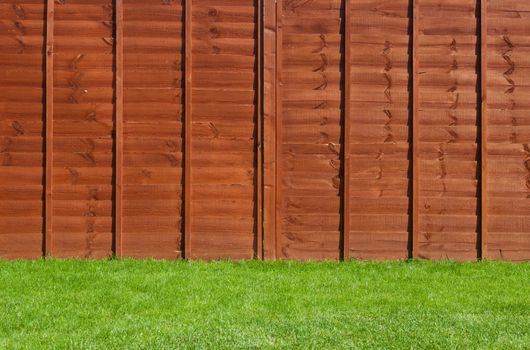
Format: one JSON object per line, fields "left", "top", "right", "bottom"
{"left": 0, "top": 260, "right": 528, "bottom": 349}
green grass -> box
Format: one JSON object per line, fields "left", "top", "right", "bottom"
{"left": 0, "top": 260, "right": 528, "bottom": 349}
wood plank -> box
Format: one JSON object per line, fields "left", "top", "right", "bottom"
{"left": 261, "top": 0, "right": 275, "bottom": 259}
{"left": 115, "top": 0, "right": 124, "bottom": 257}
{"left": 184, "top": 0, "right": 192, "bottom": 259}
{"left": 256, "top": 0, "right": 263, "bottom": 259}
{"left": 411, "top": 0, "right": 419, "bottom": 259}
{"left": 342, "top": 0, "right": 351, "bottom": 260}
{"left": 45, "top": 0, "right": 54, "bottom": 257}
{"left": 280, "top": 231, "right": 340, "bottom": 261}
{"left": 274, "top": 0, "right": 282, "bottom": 259}
{"left": 480, "top": 0, "right": 488, "bottom": 259}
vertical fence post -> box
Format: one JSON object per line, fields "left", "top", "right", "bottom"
{"left": 114, "top": 0, "right": 124, "bottom": 257}
{"left": 256, "top": 0, "right": 264, "bottom": 259}
{"left": 184, "top": 0, "right": 192, "bottom": 259}
{"left": 342, "top": 0, "right": 351, "bottom": 260}
{"left": 274, "top": 0, "right": 283, "bottom": 259}
{"left": 262, "top": 0, "right": 277, "bottom": 259}
{"left": 480, "top": 0, "right": 488, "bottom": 259}
{"left": 411, "top": 0, "right": 420, "bottom": 258}
{"left": 44, "top": 0, "right": 54, "bottom": 257}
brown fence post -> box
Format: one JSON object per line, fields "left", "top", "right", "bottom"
{"left": 114, "top": 0, "right": 124, "bottom": 258}
{"left": 256, "top": 0, "right": 264, "bottom": 259}
{"left": 263, "top": 0, "right": 277, "bottom": 260}
{"left": 480, "top": 0, "right": 488, "bottom": 260}
{"left": 411, "top": 0, "right": 420, "bottom": 258}
{"left": 184, "top": 0, "right": 192, "bottom": 259}
{"left": 342, "top": 0, "right": 351, "bottom": 261}
{"left": 44, "top": 0, "right": 54, "bottom": 257}
{"left": 274, "top": 0, "right": 283, "bottom": 259}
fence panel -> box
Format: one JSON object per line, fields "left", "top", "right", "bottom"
{"left": 415, "top": 0, "right": 480, "bottom": 260}
{"left": 273, "top": 0, "right": 344, "bottom": 260}
{"left": 486, "top": 0, "right": 530, "bottom": 260}
{"left": 0, "top": 0, "right": 46, "bottom": 258}
{"left": 348, "top": 0, "right": 411, "bottom": 260}
{"left": 188, "top": 0, "right": 260, "bottom": 259}
{"left": 49, "top": 0, "right": 115, "bottom": 258}
{"left": 0, "top": 0, "right": 529, "bottom": 261}
{"left": 121, "top": 0, "right": 184, "bottom": 259}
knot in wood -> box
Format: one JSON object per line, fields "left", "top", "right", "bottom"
{"left": 12, "top": 4, "right": 25, "bottom": 19}
{"left": 208, "top": 8, "right": 218, "bottom": 17}
{"left": 209, "top": 27, "right": 220, "bottom": 38}
{"left": 524, "top": 158, "right": 530, "bottom": 172}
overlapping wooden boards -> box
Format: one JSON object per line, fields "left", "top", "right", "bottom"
{"left": 415, "top": 0, "right": 480, "bottom": 260}
{"left": 275, "top": 0, "right": 343, "bottom": 260}
{"left": 0, "top": 0, "right": 46, "bottom": 259}
{"left": 348, "top": 0, "right": 411, "bottom": 260}
{"left": 121, "top": 0, "right": 184, "bottom": 259}
{"left": 188, "top": 0, "right": 260, "bottom": 259}
{"left": 485, "top": 0, "right": 530, "bottom": 261}
{"left": 1, "top": 0, "right": 530, "bottom": 261}
{"left": 51, "top": 0, "right": 115, "bottom": 258}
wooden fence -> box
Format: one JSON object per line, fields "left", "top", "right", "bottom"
{"left": 1, "top": 0, "right": 529, "bottom": 261}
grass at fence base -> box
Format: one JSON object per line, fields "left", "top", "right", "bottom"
{"left": 0, "top": 260, "right": 528, "bottom": 349}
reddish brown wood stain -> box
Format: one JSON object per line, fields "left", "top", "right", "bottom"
{"left": 0, "top": 0, "right": 46, "bottom": 259}
{"left": 122, "top": 0, "right": 184, "bottom": 259}
{"left": 349, "top": 0, "right": 411, "bottom": 260}
{"left": 51, "top": 0, "right": 116, "bottom": 258}
{"left": 0, "top": 0, "right": 528, "bottom": 261}
{"left": 188, "top": 0, "right": 260, "bottom": 259}
{"left": 417, "top": 1, "right": 481, "bottom": 260}
{"left": 486, "top": 0, "right": 530, "bottom": 260}
{"left": 276, "top": 0, "right": 343, "bottom": 260}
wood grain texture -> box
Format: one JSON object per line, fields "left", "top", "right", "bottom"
{"left": 114, "top": 0, "right": 123, "bottom": 257}
{"left": 0, "top": 0, "right": 46, "bottom": 259}
{"left": 0, "top": 0, "right": 529, "bottom": 261}
{"left": 342, "top": 0, "right": 350, "bottom": 260}
{"left": 412, "top": 0, "right": 420, "bottom": 258}
{"left": 45, "top": 0, "right": 53, "bottom": 256}
{"left": 51, "top": 0, "right": 115, "bottom": 258}
{"left": 184, "top": 0, "right": 192, "bottom": 259}
{"left": 416, "top": 0, "right": 480, "bottom": 261}
{"left": 262, "top": 0, "right": 277, "bottom": 259}
{"left": 188, "top": 0, "right": 260, "bottom": 260}
{"left": 256, "top": 0, "right": 263, "bottom": 259}
{"left": 349, "top": 0, "right": 411, "bottom": 260}
{"left": 274, "top": 0, "right": 282, "bottom": 259}
{"left": 276, "top": 0, "right": 343, "bottom": 260}
{"left": 485, "top": 0, "right": 530, "bottom": 261}
{"left": 122, "top": 0, "right": 184, "bottom": 259}
{"left": 480, "top": 0, "right": 487, "bottom": 259}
